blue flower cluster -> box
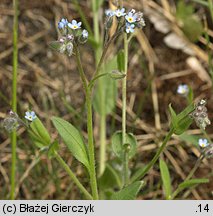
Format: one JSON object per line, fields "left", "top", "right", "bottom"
{"left": 2, "top": 110, "right": 38, "bottom": 133}
{"left": 50, "top": 18, "right": 88, "bottom": 56}
{"left": 105, "top": 8, "right": 145, "bottom": 34}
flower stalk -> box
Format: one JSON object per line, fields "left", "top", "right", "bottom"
{"left": 171, "top": 154, "right": 204, "bottom": 199}
{"left": 55, "top": 152, "right": 93, "bottom": 200}
{"left": 122, "top": 33, "right": 129, "bottom": 186}
{"left": 10, "top": 0, "right": 19, "bottom": 200}
{"left": 74, "top": 44, "right": 99, "bottom": 200}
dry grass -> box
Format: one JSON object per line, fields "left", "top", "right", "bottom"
{"left": 0, "top": 0, "right": 212, "bottom": 199}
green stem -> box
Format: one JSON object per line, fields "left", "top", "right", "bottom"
{"left": 91, "top": 0, "right": 106, "bottom": 176}
{"left": 172, "top": 154, "right": 204, "bottom": 199}
{"left": 55, "top": 153, "right": 93, "bottom": 200}
{"left": 122, "top": 33, "right": 129, "bottom": 186}
{"left": 91, "top": 31, "right": 122, "bottom": 86}
{"left": 10, "top": 0, "right": 19, "bottom": 200}
{"left": 202, "top": 129, "right": 212, "bottom": 143}
{"left": 88, "top": 73, "right": 108, "bottom": 90}
{"left": 131, "top": 128, "right": 175, "bottom": 182}
{"left": 74, "top": 44, "right": 99, "bottom": 200}
{"left": 86, "top": 92, "right": 99, "bottom": 199}
{"left": 185, "top": 155, "right": 204, "bottom": 181}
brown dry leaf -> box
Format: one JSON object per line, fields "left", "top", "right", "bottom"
{"left": 164, "top": 33, "right": 195, "bottom": 55}
{"left": 144, "top": 7, "right": 171, "bottom": 34}
{"left": 186, "top": 57, "right": 212, "bottom": 87}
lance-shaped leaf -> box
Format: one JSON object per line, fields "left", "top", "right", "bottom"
{"left": 111, "top": 181, "right": 145, "bottom": 200}
{"left": 178, "top": 178, "right": 209, "bottom": 190}
{"left": 30, "top": 118, "right": 51, "bottom": 146}
{"left": 49, "top": 41, "right": 62, "bottom": 52}
{"left": 159, "top": 159, "right": 172, "bottom": 200}
{"left": 169, "top": 103, "right": 195, "bottom": 135}
{"left": 51, "top": 117, "right": 90, "bottom": 171}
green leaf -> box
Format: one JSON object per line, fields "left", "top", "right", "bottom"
{"left": 49, "top": 41, "right": 62, "bottom": 52}
{"left": 187, "top": 87, "right": 194, "bottom": 103}
{"left": 174, "top": 116, "right": 193, "bottom": 135}
{"left": 130, "top": 164, "right": 149, "bottom": 183}
{"left": 98, "top": 164, "right": 122, "bottom": 190}
{"left": 176, "top": 1, "right": 203, "bottom": 42}
{"left": 182, "top": 17, "right": 203, "bottom": 42}
{"left": 111, "top": 181, "right": 144, "bottom": 200}
{"left": 112, "top": 131, "right": 137, "bottom": 159}
{"left": 159, "top": 159, "right": 172, "bottom": 200}
{"left": 108, "top": 70, "right": 126, "bottom": 80}
{"left": 169, "top": 103, "right": 195, "bottom": 135}
{"left": 30, "top": 118, "right": 51, "bottom": 146}
{"left": 169, "top": 104, "right": 178, "bottom": 129}
{"left": 176, "top": 0, "right": 194, "bottom": 19}
{"left": 93, "top": 57, "right": 118, "bottom": 115}
{"left": 117, "top": 50, "right": 125, "bottom": 72}
{"left": 94, "top": 0, "right": 104, "bottom": 11}
{"left": 51, "top": 117, "right": 90, "bottom": 171}
{"left": 178, "top": 178, "right": 209, "bottom": 190}
{"left": 176, "top": 102, "right": 195, "bottom": 121}
{"left": 48, "top": 140, "right": 59, "bottom": 159}
{"left": 192, "top": 0, "right": 209, "bottom": 7}
{"left": 28, "top": 130, "right": 45, "bottom": 148}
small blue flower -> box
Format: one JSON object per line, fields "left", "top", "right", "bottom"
{"left": 115, "top": 8, "right": 126, "bottom": 17}
{"left": 68, "top": 20, "right": 82, "bottom": 30}
{"left": 25, "top": 111, "right": 37, "bottom": 122}
{"left": 105, "top": 9, "right": 114, "bottom": 17}
{"left": 177, "top": 84, "right": 189, "bottom": 96}
{"left": 126, "top": 23, "right": 135, "bottom": 33}
{"left": 58, "top": 18, "right": 68, "bottom": 29}
{"left": 82, "top": 29, "right": 88, "bottom": 38}
{"left": 125, "top": 12, "right": 138, "bottom": 23}
{"left": 198, "top": 138, "right": 209, "bottom": 148}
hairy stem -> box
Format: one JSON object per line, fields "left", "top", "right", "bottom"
{"left": 122, "top": 33, "right": 129, "bottom": 186}
{"left": 74, "top": 44, "right": 99, "bottom": 200}
{"left": 90, "top": 31, "right": 122, "bottom": 86}
{"left": 55, "top": 153, "right": 93, "bottom": 200}
{"left": 10, "top": 0, "right": 19, "bottom": 200}
{"left": 172, "top": 154, "right": 204, "bottom": 199}
{"left": 131, "top": 128, "right": 175, "bottom": 183}
{"left": 86, "top": 92, "right": 99, "bottom": 199}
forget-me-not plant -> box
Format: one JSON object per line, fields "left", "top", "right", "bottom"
{"left": 25, "top": 111, "right": 37, "bottom": 121}
{"left": 198, "top": 138, "right": 209, "bottom": 148}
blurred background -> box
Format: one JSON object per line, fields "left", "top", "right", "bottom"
{"left": 0, "top": 0, "right": 213, "bottom": 199}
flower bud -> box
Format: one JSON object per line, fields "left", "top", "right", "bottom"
{"left": 105, "top": 16, "right": 113, "bottom": 29}
{"left": 59, "top": 37, "right": 66, "bottom": 43}
{"left": 190, "top": 99, "right": 210, "bottom": 130}
{"left": 109, "top": 70, "right": 126, "bottom": 80}
{"left": 78, "top": 30, "right": 88, "bottom": 44}
{"left": 2, "top": 111, "right": 20, "bottom": 132}
{"left": 66, "top": 42, "right": 73, "bottom": 56}
{"left": 67, "top": 34, "right": 74, "bottom": 41}
{"left": 59, "top": 44, "right": 66, "bottom": 54}
{"left": 203, "top": 144, "right": 213, "bottom": 158}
